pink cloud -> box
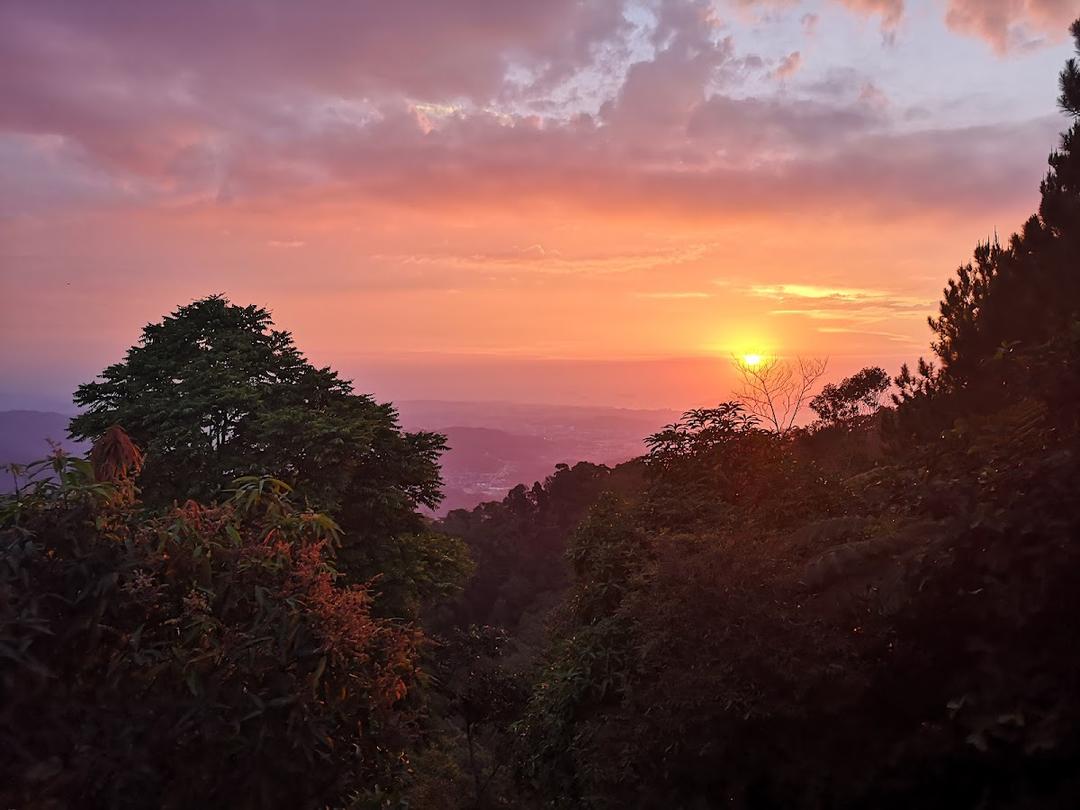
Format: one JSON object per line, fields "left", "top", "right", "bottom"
{"left": 836, "top": 0, "right": 905, "bottom": 30}
{"left": 740, "top": 0, "right": 1076, "bottom": 49}
{"left": 772, "top": 51, "right": 804, "bottom": 80}
{"left": 208, "top": 104, "right": 1055, "bottom": 222}
{"left": 853, "top": 0, "right": 1077, "bottom": 50}
{"left": 0, "top": 1, "right": 628, "bottom": 104}
{"left": 735, "top": 0, "right": 904, "bottom": 33}
{"left": 944, "top": 0, "right": 1078, "bottom": 53}
{"left": 0, "top": 0, "right": 1070, "bottom": 226}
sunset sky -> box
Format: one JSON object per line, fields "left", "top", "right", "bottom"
{"left": 2, "top": 0, "right": 1077, "bottom": 410}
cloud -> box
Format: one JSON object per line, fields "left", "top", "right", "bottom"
{"left": 836, "top": 0, "right": 905, "bottom": 31}
{"left": 600, "top": 1, "right": 735, "bottom": 131}
{"left": 750, "top": 282, "right": 933, "bottom": 327}
{"left": 734, "top": 0, "right": 903, "bottom": 35}
{"left": 633, "top": 291, "right": 713, "bottom": 299}
{"left": 373, "top": 243, "right": 713, "bottom": 276}
{"left": 845, "top": 0, "right": 1077, "bottom": 51}
{"left": 0, "top": 0, "right": 633, "bottom": 187}
{"left": 3, "top": 0, "right": 1074, "bottom": 405}
{"left": 0, "top": 0, "right": 629, "bottom": 105}
{"left": 771, "top": 51, "right": 804, "bottom": 80}
{"left": 751, "top": 283, "right": 893, "bottom": 300}
{"left": 944, "top": 0, "right": 1078, "bottom": 53}
{"left": 815, "top": 326, "right": 918, "bottom": 343}
{"left": 737, "top": 0, "right": 1076, "bottom": 50}
{"left": 0, "top": 0, "right": 1069, "bottom": 226}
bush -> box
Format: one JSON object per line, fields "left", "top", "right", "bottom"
{"left": 1, "top": 449, "right": 420, "bottom": 809}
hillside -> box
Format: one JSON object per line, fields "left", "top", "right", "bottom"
{"left": 399, "top": 401, "right": 678, "bottom": 512}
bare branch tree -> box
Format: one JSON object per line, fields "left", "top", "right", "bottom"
{"left": 731, "top": 355, "right": 828, "bottom": 434}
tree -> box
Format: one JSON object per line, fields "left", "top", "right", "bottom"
{"left": 434, "top": 625, "right": 528, "bottom": 809}
{"left": 71, "top": 296, "right": 444, "bottom": 513}
{"left": 517, "top": 496, "right": 647, "bottom": 802}
{"left": 1062, "top": 20, "right": 1080, "bottom": 118}
{"left": 69, "top": 297, "right": 467, "bottom": 603}
{"left": 810, "top": 366, "right": 890, "bottom": 425}
{"left": 439, "top": 460, "right": 644, "bottom": 636}
{"left": 644, "top": 402, "right": 759, "bottom": 471}
{"left": 732, "top": 355, "right": 828, "bottom": 434}
{"left": 928, "top": 20, "right": 1080, "bottom": 393}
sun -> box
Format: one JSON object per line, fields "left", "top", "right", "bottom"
{"left": 741, "top": 353, "right": 763, "bottom": 367}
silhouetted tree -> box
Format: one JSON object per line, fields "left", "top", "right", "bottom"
{"left": 71, "top": 297, "right": 445, "bottom": 517}
{"left": 732, "top": 355, "right": 828, "bottom": 434}
{"left": 1062, "top": 21, "right": 1080, "bottom": 117}
{"left": 69, "top": 297, "right": 469, "bottom": 608}
{"left": 810, "top": 366, "right": 890, "bottom": 425}
{"left": 929, "top": 21, "right": 1080, "bottom": 393}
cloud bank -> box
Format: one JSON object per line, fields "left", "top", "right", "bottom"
{"left": 0, "top": 0, "right": 1072, "bottom": 224}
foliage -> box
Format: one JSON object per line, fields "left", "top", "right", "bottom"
{"left": 810, "top": 366, "right": 890, "bottom": 425}
{"left": 511, "top": 22, "right": 1080, "bottom": 808}
{"left": 516, "top": 497, "right": 645, "bottom": 805}
{"left": 433, "top": 466, "right": 648, "bottom": 808}
{"left": 643, "top": 402, "right": 847, "bottom": 531}
{"left": 68, "top": 297, "right": 443, "bottom": 518}
{"left": 1, "top": 446, "right": 119, "bottom": 526}
{"left": 360, "top": 528, "right": 474, "bottom": 623}
{"left": 429, "top": 625, "right": 530, "bottom": 809}
{"left": 68, "top": 296, "right": 458, "bottom": 607}
{"left": 0, "top": 440, "right": 421, "bottom": 809}
{"left": 643, "top": 402, "right": 759, "bottom": 470}
{"left": 518, "top": 398, "right": 1080, "bottom": 807}
{"left": 1062, "top": 21, "right": 1080, "bottom": 117}
{"left": 438, "top": 461, "right": 645, "bottom": 638}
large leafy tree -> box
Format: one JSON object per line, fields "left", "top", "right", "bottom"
{"left": 70, "top": 297, "right": 466, "bottom": 606}
{"left": 71, "top": 296, "right": 444, "bottom": 514}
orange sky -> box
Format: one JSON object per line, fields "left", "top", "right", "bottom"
{"left": 1, "top": 0, "right": 1077, "bottom": 409}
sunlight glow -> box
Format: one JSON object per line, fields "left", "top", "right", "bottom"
{"left": 742, "top": 353, "right": 763, "bottom": 367}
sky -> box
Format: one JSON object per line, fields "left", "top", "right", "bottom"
{"left": 2, "top": 0, "right": 1078, "bottom": 411}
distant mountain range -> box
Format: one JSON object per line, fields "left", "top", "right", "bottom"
{"left": 0, "top": 401, "right": 680, "bottom": 509}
